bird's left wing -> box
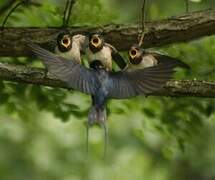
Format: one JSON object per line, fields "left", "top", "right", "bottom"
{"left": 107, "top": 61, "right": 179, "bottom": 99}
{"left": 105, "top": 43, "right": 127, "bottom": 70}
{"left": 29, "top": 44, "right": 99, "bottom": 95}
{"left": 148, "top": 52, "right": 190, "bottom": 69}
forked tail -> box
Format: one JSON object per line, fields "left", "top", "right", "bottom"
{"left": 87, "top": 105, "right": 108, "bottom": 159}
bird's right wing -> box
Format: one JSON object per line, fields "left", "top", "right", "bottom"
{"left": 107, "top": 61, "right": 179, "bottom": 99}
{"left": 29, "top": 44, "right": 99, "bottom": 95}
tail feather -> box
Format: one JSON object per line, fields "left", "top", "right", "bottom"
{"left": 87, "top": 106, "right": 107, "bottom": 158}
{"left": 88, "top": 105, "right": 106, "bottom": 125}
{"left": 101, "top": 122, "right": 108, "bottom": 159}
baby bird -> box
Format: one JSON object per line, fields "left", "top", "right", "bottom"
{"left": 128, "top": 44, "right": 190, "bottom": 70}
{"left": 55, "top": 31, "right": 88, "bottom": 63}
{"left": 86, "top": 33, "right": 127, "bottom": 71}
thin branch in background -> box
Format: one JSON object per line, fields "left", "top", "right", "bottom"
{"left": 62, "top": 0, "right": 69, "bottom": 26}
{"left": 0, "top": 0, "right": 32, "bottom": 31}
{"left": 66, "top": 0, "right": 75, "bottom": 26}
{"left": 62, "top": 0, "right": 76, "bottom": 27}
{"left": 1, "top": 1, "right": 25, "bottom": 31}
{"left": 185, "top": 0, "right": 189, "bottom": 13}
{"left": 138, "top": 0, "right": 146, "bottom": 47}
{"left": 0, "top": 0, "right": 41, "bottom": 31}
{"left": 0, "top": 0, "right": 16, "bottom": 15}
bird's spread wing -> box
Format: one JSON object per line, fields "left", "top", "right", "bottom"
{"left": 149, "top": 52, "right": 190, "bottom": 69}
{"left": 107, "top": 61, "right": 181, "bottom": 99}
{"left": 105, "top": 43, "right": 127, "bottom": 70}
{"left": 29, "top": 44, "right": 99, "bottom": 95}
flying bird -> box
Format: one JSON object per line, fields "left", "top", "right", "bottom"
{"left": 86, "top": 34, "right": 127, "bottom": 71}
{"left": 85, "top": 33, "right": 128, "bottom": 155}
{"left": 54, "top": 32, "right": 127, "bottom": 156}
{"left": 30, "top": 44, "right": 189, "bottom": 157}
{"left": 128, "top": 44, "right": 190, "bottom": 70}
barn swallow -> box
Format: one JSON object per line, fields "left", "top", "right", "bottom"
{"left": 30, "top": 44, "right": 189, "bottom": 157}
{"left": 55, "top": 31, "right": 88, "bottom": 63}
{"left": 86, "top": 34, "right": 127, "bottom": 71}
{"left": 85, "top": 33, "right": 127, "bottom": 156}
{"left": 128, "top": 44, "right": 190, "bottom": 70}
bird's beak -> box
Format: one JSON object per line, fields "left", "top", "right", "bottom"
{"left": 91, "top": 37, "right": 101, "bottom": 48}
{"left": 61, "top": 36, "right": 71, "bottom": 48}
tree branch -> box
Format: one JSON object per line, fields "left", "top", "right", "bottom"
{"left": 0, "top": 63, "right": 215, "bottom": 98}
{"left": 0, "top": 9, "right": 215, "bottom": 56}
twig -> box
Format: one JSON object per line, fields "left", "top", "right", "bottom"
{"left": 1, "top": 1, "right": 25, "bottom": 31}
{"left": 62, "top": 0, "right": 70, "bottom": 26}
{"left": 0, "top": 0, "right": 33, "bottom": 31}
{"left": 138, "top": 0, "right": 146, "bottom": 47}
{"left": 185, "top": 0, "right": 189, "bottom": 13}
{"left": 62, "top": 0, "right": 76, "bottom": 27}
{"left": 0, "top": 0, "right": 16, "bottom": 15}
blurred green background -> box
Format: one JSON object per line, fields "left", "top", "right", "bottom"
{"left": 0, "top": 0, "right": 215, "bottom": 179}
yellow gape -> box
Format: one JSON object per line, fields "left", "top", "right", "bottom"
{"left": 91, "top": 37, "right": 101, "bottom": 48}
{"left": 129, "top": 48, "right": 138, "bottom": 59}
{"left": 61, "top": 35, "right": 71, "bottom": 48}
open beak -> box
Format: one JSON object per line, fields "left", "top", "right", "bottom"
{"left": 91, "top": 37, "right": 101, "bottom": 48}
{"left": 61, "top": 36, "right": 71, "bottom": 48}
{"left": 129, "top": 49, "right": 137, "bottom": 59}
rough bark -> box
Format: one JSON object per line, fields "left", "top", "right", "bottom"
{"left": 0, "top": 9, "right": 215, "bottom": 57}
{"left": 0, "top": 63, "right": 215, "bottom": 98}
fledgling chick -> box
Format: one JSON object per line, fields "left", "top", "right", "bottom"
{"left": 128, "top": 44, "right": 190, "bottom": 70}
{"left": 55, "top": 31, "right": 88, "bottom": 63}
{"left": 86, "top": 34, "right": 127, "bottom": 71}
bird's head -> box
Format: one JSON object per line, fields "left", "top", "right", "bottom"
{"left": 90, "top": 60, "right": 105, "bottom": 70}
{"left": 89, "top": 34, "right": 104, "bottom": 52}
{"left": 57, "top": 32, "right": 72, "bottom": 52}
{"left": 128, "top": 45, "right": 143, "bottom": 65}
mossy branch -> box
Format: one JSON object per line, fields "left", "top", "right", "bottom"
{"left": 0, "top": 10, "right": 215, "bottom": 56}
{"left": 0, "top": 63, "right": 215, "bottom": 98}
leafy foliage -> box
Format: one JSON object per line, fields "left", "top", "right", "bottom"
{"left": 0, "top": 0, "right": 215, "bottom": 179}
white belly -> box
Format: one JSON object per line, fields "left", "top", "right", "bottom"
{"left": 139, "top": 54, "right": 158, "bottom": 69}
{"left": 129, "top": 55, "right": 158, "bottom": 70}
{"left": 55, "top": 42, "right": 81, "bottom": 63}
